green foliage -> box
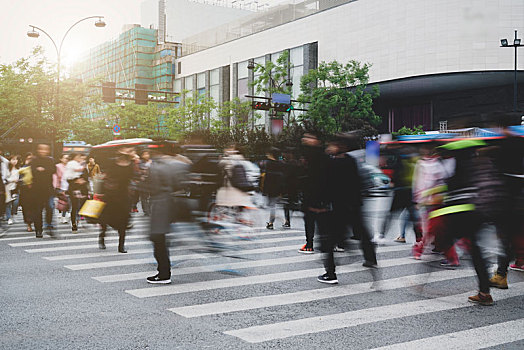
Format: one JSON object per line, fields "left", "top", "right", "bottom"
{"left": 250, "top": 51, "right": 293, "bottom": 96}
{"left": 392, "top": 125, "right": 425, "bottom": 137}
{"left": 0, "top": 47, "right": 90, "bottom": 142}
{"left": 298, "top": 60, "right": 381, "bottom": 136}
{"left": 218, "top": 97, "right": 261, "bottom": 126}
{"left": 167, "top": 90, "right": 216, "bottom": 138}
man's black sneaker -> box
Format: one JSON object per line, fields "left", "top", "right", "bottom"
{"left": 363, "top": 261, "right": 378, "bottom": 268}
{"left": 35, "top": 232, "right": 43, "bottom": 238}
{"left": 282, "top": 222, "right": 291, "bottom": 228}
{"left": 147, "top": 275, "right": 172, "bottom": 284}
{"left": 71, "top": 224, "right": 78, "bottom": 232}
{"left": 266, "top": 222, "right": 274, "bottom": 230}
{"left": 317, "top": 273, "right": 338, "bottom": 284}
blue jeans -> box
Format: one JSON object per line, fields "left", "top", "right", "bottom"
{"left": 6, "top": 196, "right": 19, "bottom": 220}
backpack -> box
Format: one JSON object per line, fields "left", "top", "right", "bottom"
{"left": 229, "top": 163, "right": 254, "bottom": 192}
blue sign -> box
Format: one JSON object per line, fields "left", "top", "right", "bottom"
{"left": 272, "top": 93, "right": 291, "bottom": 104}
{"left": 112, "top": 124, "right": 121, "bottom": 134}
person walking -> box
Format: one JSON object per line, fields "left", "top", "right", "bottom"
{"left": 261, "top": 148, "right": 283, "bottom": 229}
{"left": 65, "top": 153, "right": 89, "bottom": 232}
{"left": 299, "top": 132, "right": 331, "bottom": 254}
{"left": 146, "top": 146, "right": 190, "bottom": 284}
{"left": 281, "top": 150, "right": 302, "bottom": 228}
{"left": 98, "top": 146, "right": 135, "bottom": 253}
{"left": 18, "top": 153, "right": 34, "bottom": 232}
{"left": 5, "top": 155, "right": 20, "bottom": 225}
{"left": 55, "top": 154, "right": 69, "bottom": 224}
{"left": 138, "top": 150, "right": 152, "bottom": 216}
{"left": 87, "top": 156, "right": 101, "bottom": 195}
{"left": 318, "top": 134, "right": 377, "bottom": 284}
{"left": 31, "top": 144, "right": 56, "bottom": 238}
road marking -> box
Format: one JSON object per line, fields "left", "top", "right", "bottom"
{"left": 170, "top": 269, "right": 476, "bottom": 318}
{"left": 125, "top": 256, "right": 434, "bottom": 298}
{"left": 23, "top": 235, "right": 305, "bottom": 253}
{"left": 94, "top": 245, "right": 413, "bottom": 282}
{"left": 370, "top": 318, "right": 524, "bottom": 350}
{"left": 74, "top": 244, "right": 410, "bottom": 273}
{"left": 223, "top": 282, "right": 524, "bottom": 343}
{"left": 10, "top": 228, "right": 300, "bottom": 247}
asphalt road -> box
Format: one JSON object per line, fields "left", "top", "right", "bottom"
{"left": 1, "top": 196, "right": 523, "bottom": 350}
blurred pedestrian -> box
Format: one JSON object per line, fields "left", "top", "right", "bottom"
{"left": 146, "top": 146, "right": 189, "bottom": 284}
{"left": 318, "top": 133, "right": 377, "bottom": 284}
{"left": 98, "top": 146, "right": 135, "bottom": 253}
{"left": 379, "top": 145, "right": 422, "bottom": 242}
{"left": 18, "top": 153, "right": 34, "bottom": 232}
{"left": 31, "top": 144, "right": 56, "bottom": 238}
{"left": 65, "top": 153, "right": 89, "bottom": 232}
{"left": 5, "top": 155, "right": 21, "bottom": 225}
{"left": 299, "top": 132, "right": 331, "bottom": 254}
{"left": 489, "top": 119, "right": 524, "bottom": 287}
{"left": 55, "top": 154, "right": 69, "bottom": 224}
{"left": 138, "top": 150, "right": 152, "bottom": 216}
{"left": 260, "top": 147, "right": 283, "bottom": 229}
{"left": 281, "top": 149, "right": 302, "bottom": 228}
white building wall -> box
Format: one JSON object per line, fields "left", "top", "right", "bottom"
{"left": 175, "top": 0, "right": 524, "bottom": 83}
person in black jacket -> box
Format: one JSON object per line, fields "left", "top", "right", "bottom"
{"left": 261, "top": 147, "right": 283, "bottom": 229}
{"left": 299, "top": 132, "right": 331, "bottom": 254}
{"left": 318, "top": 133, "right": 377, "bottom": 284}
{"left": 31, "top": 144, "right": 56, "bottom": 238}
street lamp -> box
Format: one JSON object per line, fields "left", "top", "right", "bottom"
{"left": 27, "top": 16, "right": 105, "bottom": 154}
{"left": 500, "top": 30, "right": 523, "bottom": 112}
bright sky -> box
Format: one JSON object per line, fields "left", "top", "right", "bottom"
{"left": 0, "top": 0, "right": 144, "bottom": 68}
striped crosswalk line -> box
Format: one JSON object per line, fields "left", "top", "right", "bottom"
{"left": 169, "top": 269, "right": 476, "bottom": 318}
{"left": 125, "top": 256, "right": 434, "bottom": 298}
{"left": 93, "top": 245, "right": 413, "bottom": 283}
{"left": 370, "top": 318, "right": 524, "bottom": 350}
{"left": 23, "top": 235, "right": 304, "bottom": 253}
{"left": 223, "top": 282, "right": 524, "bottom": 343}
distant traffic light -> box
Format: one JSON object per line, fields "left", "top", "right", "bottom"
{"left": 135, "top": 84, "right": 148, "bottom": 105}
{"left": 102, "top": 82, "right": 116, "bottom": 103}
{"left": 252, "top": 101, "right": 271, "bottom": 111}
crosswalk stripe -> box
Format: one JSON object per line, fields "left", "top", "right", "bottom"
{"left": 0, "top": 227, "right": 150, "bottom": 241}
{"left": 223, "top": 281, "right": 524, "bottom": 343}
{"left": 9, "top": 228, "right": 301, "bottom": 247}
{"left": 2, "top": 222, "right": 150, "bottom": 237}
{"left": 125, "top": 256, "right": 435, "bottom": 298}
{"left": 169, "top": 269, "right": 476, "bottom": 318}
{"left": 10, "top": 234, "right": 150, "bottom": 247}
{"left": 24, "top": 235, "right": 304, "bottom": 253}
{"left": 66, "top": 244, "right": 411, "bottom": 272}
{"left": 370, "top": 318, "right": 524, "bottom": 350}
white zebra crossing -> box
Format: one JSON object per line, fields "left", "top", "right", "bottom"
{"left": 370, "top": 318, "right": 524, "bottom": 350}
{"left": 224, "top": 282, "right": 524, "bottom": 343}
{"left": 169, "top": 268, "right": 477, "bottom": 318}
{"left": 125, "top": 256, "right": 435, "bottom": 298}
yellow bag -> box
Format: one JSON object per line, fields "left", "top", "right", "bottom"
{"left": 79, "top": 200, "right": 106, "bottom": 219}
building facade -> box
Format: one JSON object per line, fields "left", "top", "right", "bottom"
{"left": 173, "top": 0, "right": 524, "bottom": 132}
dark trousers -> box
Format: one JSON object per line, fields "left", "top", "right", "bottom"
{"left": 150, "top": 233, "right": 171, "bottom": 278}
{"left": 321, "top": 207, "right": 377, "bottom": 276}
{"left": 303, "top": 210, "right": 330, "bottom": 248}
{"left": 70, "top": 196, "right": 86, "bottom": 227}
{"left": 495, "top": 209, "right": 523, "bottom": 275}
{"left": 99, "top": 224, "right": 126, "bottom": 250}
{"left": 140, "top": 191, "right": 150, "bottom": 215}
{"left": 381, "top": 188, "right": 422, "bottom": 240}
{"left": 33, "top": 195, "right": 54, "bottom": 233}
{"left": 438, "top": 212, "right": 489, "bottom": 293}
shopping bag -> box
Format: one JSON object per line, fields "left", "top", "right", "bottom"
{"left": 78, "top": 200, "right": 106, "bottom": 219}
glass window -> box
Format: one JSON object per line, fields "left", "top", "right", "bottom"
{"left": 254, "top": 57, "right": 265, "bottom": 77}
{"left": 197, "top": 73, "right": 206, "bottom": 89}
{"left": 237, "top": 78, "right": 248, "bottom": 101}
{"left": 238, "top": 61, "right": 248, "bottom": 79}
{"left": 271, "top": 51, "right": 283, "bottom": 64}
{"left": 185, "top": 76, "right": 193, "bottom": 91}
{"left": 210, "top": 69, "right": 219, "bottom": 86}
{"left": 210, "top": 85, "right": 219, "bottom": 103}
{"left": 174, "top": 79, "right": 181, "bottom": 93}
{"left": 290, "top": 46, "right": 304, "bottom": 66}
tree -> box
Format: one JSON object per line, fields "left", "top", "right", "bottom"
{"left": 217, "top": 97, "right": 260, "bottom": 126}
{"left": 392, "top": 125, "right": 425, "bottom": 137}
{"left": 250, "top": 51, "right": 293, "bottom": 96}
{"left": 298, "top": 60, "right": 381, "bottom": 136}
{"left": 167, "top": 91, "right": 216, "bottom": 138}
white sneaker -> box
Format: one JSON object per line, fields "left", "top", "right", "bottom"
{"left": 7, "top": 218, "right": 13, "bottom": 225}
{"left": 60, "top": 217, "right": 68, "bottom": 224}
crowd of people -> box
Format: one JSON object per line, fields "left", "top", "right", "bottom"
{"left": 0, "top": 122, "right": 522, "bottom": 305}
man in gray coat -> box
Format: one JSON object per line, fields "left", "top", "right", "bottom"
{"left": 146, "top": 148, "right": 190, "bottom": 284}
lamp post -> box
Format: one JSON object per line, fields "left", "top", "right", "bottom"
{"left": 27, "top": 16, "right": 106, "bottom": 153}
{"left": 500, "top": 30, "right": 523, "bottom": 112}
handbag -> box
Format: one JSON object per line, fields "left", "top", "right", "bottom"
{"left": 56, "top": 192, "right": 70, "bottom": 212}
{"left": 79, "top": 200, "right": 106, "bottom": 219}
